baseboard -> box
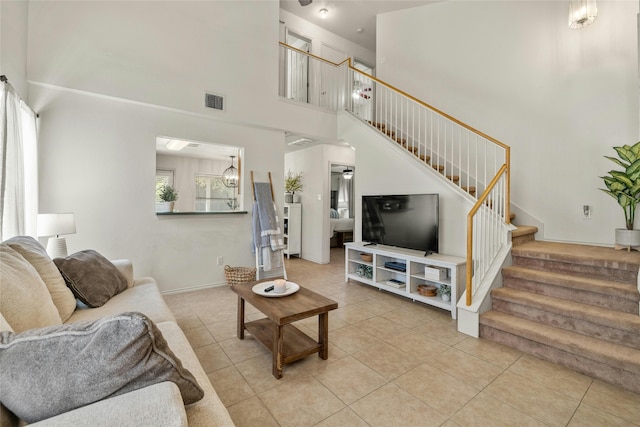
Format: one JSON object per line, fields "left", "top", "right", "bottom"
{"left": 161, "top": 282, "right": 227, "bottom": 295}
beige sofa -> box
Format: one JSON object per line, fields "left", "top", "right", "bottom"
{"left": 0, "top": 236, "right": 234, "bottom": 426}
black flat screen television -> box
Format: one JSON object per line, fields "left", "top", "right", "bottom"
{"left": 362, "top": 194, "right": 439, "bottom": 254}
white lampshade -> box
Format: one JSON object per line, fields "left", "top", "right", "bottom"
{"left": 37, "top": 213, "right": 76, "bottom": 237}
{"left": 37, "top": 213, "right": 76, "bottom": 259}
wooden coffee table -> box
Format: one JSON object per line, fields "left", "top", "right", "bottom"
{"left": 231, "top": 278, "right": 338, "bottom": 379}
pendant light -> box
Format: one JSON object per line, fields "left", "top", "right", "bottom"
{"left": 343, "top": 168, "right": 354, "bottom": 179}
{"left": 568, "top": 0, "right": 597, "bottom": 29}
{"left": 222, "top": 155, "right": 239, "bottom": 188}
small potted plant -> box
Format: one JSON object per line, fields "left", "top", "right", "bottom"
{"left": 600, "top": 141, "right": 640, "bottom": 250}
{"left": 158, "top": 184, "right": 179, "bottom": 213}
{"left": 284, "top": 170, "right": 303, "bottom": 203}
{"left": 438, "top": 284, "right": 451, "bottom": 302}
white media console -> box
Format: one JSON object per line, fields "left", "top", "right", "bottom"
{"left": 344, "top": 242, "right": 466, "bottom": 319}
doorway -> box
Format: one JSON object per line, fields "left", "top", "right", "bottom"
{"left": 329, "top": 164, "right": 355, "bottom": 248}
{"left": 320, "top": 43, "right": 348, "bottom": 110}
{"left": 284, "top": 30, "right": 311, "bottom": 103}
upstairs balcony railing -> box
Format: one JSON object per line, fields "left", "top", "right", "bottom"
{"left": 279, "top": 42, "right": 511, "bottom": 306}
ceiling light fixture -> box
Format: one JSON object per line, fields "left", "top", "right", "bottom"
{"left": 288, "top": 137, "right": 314, "bottom": 146}
{"left": 356, "top": 28, "right": 364, "bottom": 33}
{"left": 343, "top": 169, "right": 354, "bottom": 179}
{"left": 319, "top": 8, "right": 328, "bottom": 18}
{"left": 166, "top": 140, "right": 190, "bottom": 151}
{"left": 222, "top": 155, "right": 239, "bottom": 188}
{"left": 568, "top": 0, "right": 597, "bottom": 29}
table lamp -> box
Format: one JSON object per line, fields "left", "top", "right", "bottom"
{"left": 37, "top": 213, "right": 76, "bottom": 259}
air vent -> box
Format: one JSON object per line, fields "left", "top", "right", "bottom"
{"left": 205, "top": 93, "right": 225, "bottom": 111}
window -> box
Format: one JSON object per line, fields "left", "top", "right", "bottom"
{"left": 195, "top": 174, "right": 238, "bottom": 211}
{"left": 0, "top": 81, "right": 39, "bottom": 239}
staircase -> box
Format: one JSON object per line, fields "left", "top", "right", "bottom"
{"left": 366, "top": 121, "right": 477, "bottom": 197}
{"left": 480, "top": 234, "right": 640, "bottom": 394}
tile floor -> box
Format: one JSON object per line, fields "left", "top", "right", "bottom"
{"left": 165, "top": 248, "right": 640, "bottom": 427}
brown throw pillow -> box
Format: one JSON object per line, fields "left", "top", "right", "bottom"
{"left": 54, "top": 250, "right": 128, "bottom": 307}
{"left": 0, "top": 312, "right": 204, "bottom": 423}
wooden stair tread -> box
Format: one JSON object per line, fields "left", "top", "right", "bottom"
{"left": 367, "top": 121, "right": 386, "bottom": 129}
{"left": 461, "top": 186, "right": 476, "bottom": 193}
{"left": 511, "top": 226, "right": 537, "bottom": 237}
{"left": 491, "top": 287, "right": 640, "bottom": 332}
{"left": 480, "top": 311, "right": 640, "bottom": 374}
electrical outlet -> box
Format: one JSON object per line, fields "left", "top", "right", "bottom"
{"left": 583, "top": 205, "right": 591, "bottom": 219}
{"left": 216, "top": 256, "right": 223, "bottom": 265}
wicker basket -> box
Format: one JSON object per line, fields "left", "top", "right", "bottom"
{"left": 224, "top": 265, "right": 257, "bottom": 286}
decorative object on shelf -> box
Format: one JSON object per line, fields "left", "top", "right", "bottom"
{"left": 222, "top": 155, "right": 239, "bottom": 188}
{"left": 284, "top": 170, "right": 303, "bottom": 203}
{"left": 600, "top": 141, "right": 640, "bottom": 251}
{"left": 385, "top": 279, "right": 405, "bottom": 289}
{"left": 568, "top": 0, "right": 597, "bottom": 29}
{"left": 158, "top": 184, "right": 178, "bottom": 213}
{"left": 37, "top": 213, "right": 76, "bottom": 258}
{"left": 424, "top": 266, "right": 446, "bottom": 281}
{"left": 417, "top": 284, "right": 437, "bottom": 297}
{"left": 438, "top": 284, "right": 451, "bottom": 302}
{"left": 356, "top": 264, "right": 373, "bottom": 279}
{"left": 360, "top": 253, "right": 373, "bottom": 262}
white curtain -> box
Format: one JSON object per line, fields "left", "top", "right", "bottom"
{"left": 0, "top": 81, "right": 38, "bottom": 240}
{"left": 337, "top": 177, "right": 353, "bottom": 218}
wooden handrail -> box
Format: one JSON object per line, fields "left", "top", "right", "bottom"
{"left": 279, "top": 42, "right": 350, "bottom": 68}
{"left": 465, "top": 163, "right": 509, "bottom": 306}
{"left": 347, "top": 65, "right": 510, "bottom": 152}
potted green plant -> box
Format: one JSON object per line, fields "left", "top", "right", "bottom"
{"left": 284, "top": 170, "right": 303, "bottom": 203}
{"left": 158, "top": 184, "right": 179, "bottom": 213}
{"left": 600, "top": 141, "right": 640, "bottom": 250}
{"left": 438, "top": 284, "right": 451, "bottom": 302}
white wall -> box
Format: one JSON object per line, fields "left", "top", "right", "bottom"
{"left": 339, "top": 112, "right": 470, "bottom": 258}
{"left": 27, "top": 1, "right": 338, "bottom": 141}
{"left": 285, "top": 144, "right": 355, "bottom": 263}
{"left": 34, "top": 86, "right": 283, "bottom": 292}
{"left": 1, "top": 0, "right": 29, "bottom": 98}
{"left": 377, "top": 1, "right": 639, "bottom": 246}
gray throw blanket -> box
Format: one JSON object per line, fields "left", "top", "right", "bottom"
{"left": 252, "top": 182, "right": 285, "bottom": 271}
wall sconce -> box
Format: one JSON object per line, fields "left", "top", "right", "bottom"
{"left": 569, "top": 0, "right": 597, "bottom": 29}
{"left": 37, "top": 213, "right": 76, "bottom": 259}
{"left": 222, "top": 155, "right": 239, "bottom": 188}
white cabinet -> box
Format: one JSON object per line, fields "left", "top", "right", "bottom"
{"left": 283, "top": 203, "right": 301, "bottom": 259}
{"left": 344, "top": 242, "right": 466, "bottom": 319}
